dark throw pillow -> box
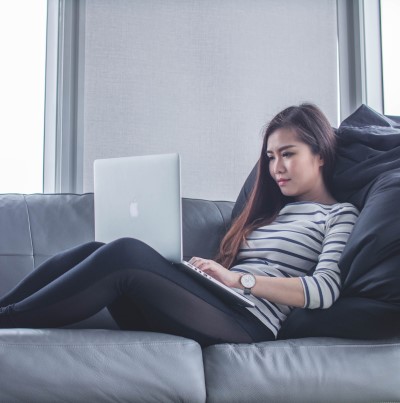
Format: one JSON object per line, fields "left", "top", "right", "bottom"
{"left": 278, "top": 297, "right": 400, "bottom": 340}
{"left": 231, "top": 161, "right": 258, "bottom": 221}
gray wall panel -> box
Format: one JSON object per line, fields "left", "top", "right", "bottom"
{"left": 83, "top": 0, "right": 338, "bottom": 201}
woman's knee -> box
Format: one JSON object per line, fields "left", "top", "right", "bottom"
{"left": 86, "top": 241, "right": 105, "bottom": 249}
{"left": 106, "top": 237, "right": 153, "bottom": 266}
{"left": 109, "top": 237, "right": 145, "bottom": 251}
{"left": 78, "top": 241, "right": 105, "bottom": 255}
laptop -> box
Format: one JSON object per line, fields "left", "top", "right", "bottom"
{"left": 94, "top": 153, "right": 254, "bottom": 308}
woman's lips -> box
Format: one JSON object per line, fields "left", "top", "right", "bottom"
{"left": 277, "top": 179, "right": 290, "bottom": 186}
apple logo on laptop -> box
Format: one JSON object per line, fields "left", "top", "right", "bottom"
{"left": 129, "top": 200, "right": 139, "bottom": 217}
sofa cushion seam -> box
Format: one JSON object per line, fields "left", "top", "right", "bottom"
{"left": 213, "top": 202, "right": 230, "bottom": 233}
{"left": 22, "top": 194, "right": 35, "bottom": 268}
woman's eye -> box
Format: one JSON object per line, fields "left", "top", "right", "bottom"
{"left": 266, "top": 155, "right": 274, "bottom": 161}
{"left": 282, "top": 152, "right": 293, "bottom": 158}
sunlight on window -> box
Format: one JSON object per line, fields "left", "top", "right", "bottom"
{"left": 381, "top": 0, "right": 400, "bottom": 116}
{"left": 0, "top": 0, "right": 47, "bottom": 193}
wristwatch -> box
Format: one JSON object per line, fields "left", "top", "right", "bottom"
{"left": 240, "top": 273, "right": 256, "bottom": 295}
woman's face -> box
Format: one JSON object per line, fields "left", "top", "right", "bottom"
{"left": 266, "top": 127, "right": 325, "bottom": 202}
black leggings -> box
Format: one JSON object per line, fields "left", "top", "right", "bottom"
{"left": 0, "top": 238, "right": 274, "bottom": 346}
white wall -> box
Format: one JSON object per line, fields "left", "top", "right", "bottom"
{"left": 83, "top": 0, "right": 338, "bottom": 201}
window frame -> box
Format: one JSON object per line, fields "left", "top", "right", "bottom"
{"left": 43, "top": 0, "right": 85, "bottom": 193}
{"left": 337, "top": 0, "right": 384, "bottom": 122}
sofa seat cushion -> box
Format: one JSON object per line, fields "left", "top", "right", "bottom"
{"left": 203, "top": 337, "right": 400, "bottom": 403}
{"left": 0, "top": 329, "right": 205, "bottom": 403}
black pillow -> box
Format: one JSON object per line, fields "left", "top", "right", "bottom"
{"left": 278, "top": 297, "right": 400, "bottom": 340}
{"left": 332, "top": 104, "right": 400, "bottom": 208}
{"left": 232, "top": 105, "right": 400, "bottom": 339}
{"left": 339, "top": 170, "right": 400, "bottom": 297}
{"left": 231, "top": 161, "right": 258, "bottom": 220}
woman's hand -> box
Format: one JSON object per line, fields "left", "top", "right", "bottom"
{"left": 188, "top": 257, "right": 241, "bottom": 288}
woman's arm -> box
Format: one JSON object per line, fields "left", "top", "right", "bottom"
{"left": 189, "top": 257, "right": 305, "bottom": 307}
{"left": 298, "top": 204, "right": 359, "bottom": 309}
{"left": 237, "top": 275, "right": 305, "bottom": 307}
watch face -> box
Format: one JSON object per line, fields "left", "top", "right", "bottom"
{"left": 241, "top": 274, "right": 256, "bottom": 288}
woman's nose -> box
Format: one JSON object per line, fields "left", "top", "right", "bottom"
{"left": 273, "top": 158, "right": 285, "bottom": 174}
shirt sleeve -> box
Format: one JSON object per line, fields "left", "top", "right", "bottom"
{"left": 299, "top": 204, "right": 359, "bottom": 309}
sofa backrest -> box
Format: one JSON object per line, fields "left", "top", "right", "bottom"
{"left": 0, "top": 193, "right": 233, "bottom": 328}
{"left": 0, "top": 194, "right": 95, "bottom": 297}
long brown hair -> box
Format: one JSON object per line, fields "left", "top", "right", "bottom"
{"left": 216, "top": 103, "right": 337, "bottom": 268}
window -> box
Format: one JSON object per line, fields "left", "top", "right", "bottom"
{"left": 381, "top": 0, "right": 400, "bottom": 116}
{"left": 0, "top": 0, "right": 48, "bottom": 193}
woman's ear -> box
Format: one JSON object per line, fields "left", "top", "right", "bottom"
{"left": 318, "top": 155, "right": 325, "bottom": 167}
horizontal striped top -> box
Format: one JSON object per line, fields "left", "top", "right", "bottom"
{"left": 230, "top": 201, "right": 359, "bottom": 338}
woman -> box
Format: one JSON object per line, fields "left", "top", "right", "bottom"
{"left": 0, "top": 103, "right": 359, "bottom": 346}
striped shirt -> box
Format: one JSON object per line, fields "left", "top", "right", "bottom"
{"left": 230, "top": 201, "right": 359, "bottom": 338}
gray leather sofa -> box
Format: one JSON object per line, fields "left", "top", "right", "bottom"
{"left": 1, "top": 193, "right": 399, "bottom": 402}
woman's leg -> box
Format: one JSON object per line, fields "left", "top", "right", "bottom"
{"left": 0, "top": 241, "right": 104, "bottom": 306}
{"left": 106, "top": 271, "right": 274, "bottom": 346}
{"left": 0, "top": 238, "right": 274, "bottom": 346}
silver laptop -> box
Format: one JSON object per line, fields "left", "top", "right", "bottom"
{"left": 94, "top": 153, "right": 254, "bottom": 308}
